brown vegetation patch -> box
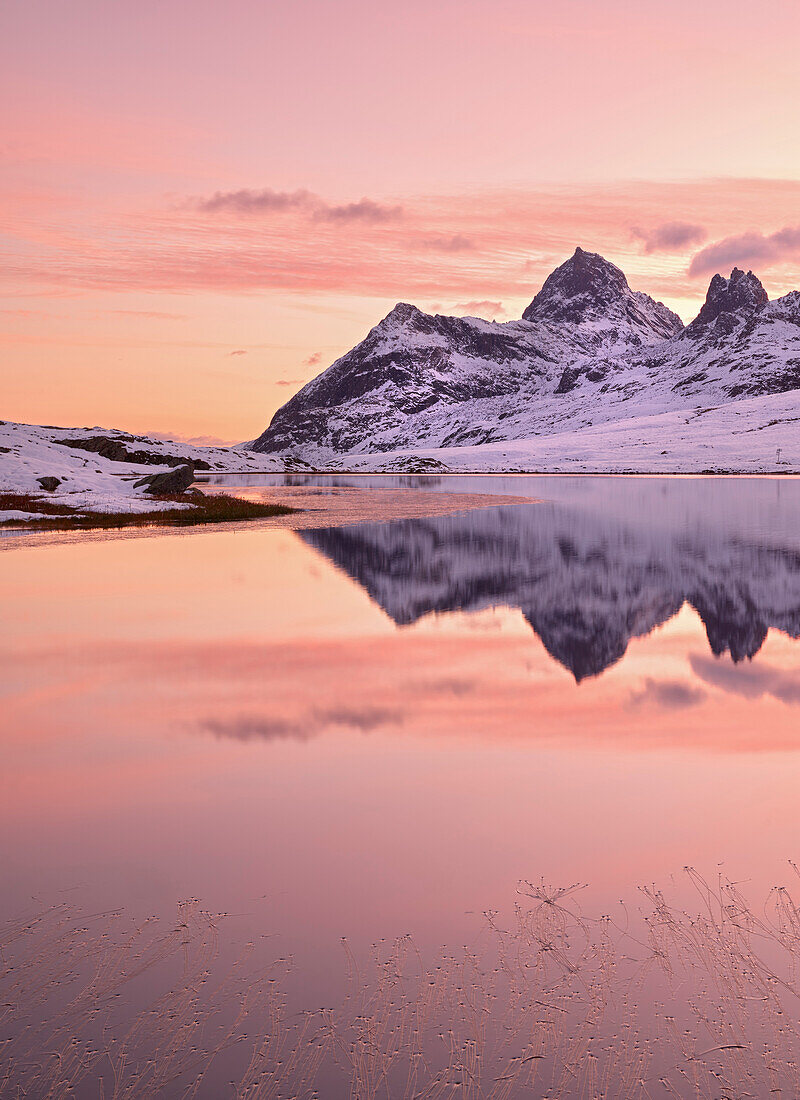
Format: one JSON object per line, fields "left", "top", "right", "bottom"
{"left": 0, "top": 491, "right": 295, "bottom": 530}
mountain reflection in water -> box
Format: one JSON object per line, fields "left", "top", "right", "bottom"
{"left": 300, "top": 489, "right": 800, "bottom": 680}
{"left": 4, "top": 476, "right": 800, "bottom": 1097}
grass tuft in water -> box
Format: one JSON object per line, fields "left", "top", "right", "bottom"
{"left": 7, "top": 870, "right": 800, "bottom": 1097}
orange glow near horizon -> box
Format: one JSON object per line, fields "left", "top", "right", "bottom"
{"left": 4, "top": 0, "right": 800, "bottom": 440}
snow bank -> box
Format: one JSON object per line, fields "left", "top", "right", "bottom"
{"left": 0, "top": 421, "right": 282, "bottom": 523}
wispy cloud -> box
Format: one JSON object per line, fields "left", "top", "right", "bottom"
{"left": 275, "top": 377, "right": 307, "bottom": 387}
{"left": 304, "top": 352, "right": 322, "bottom": 366}
{"left": 453, "top": 299, "right": 506, "bottom": 318}
{"left": 106, "top": 308, "right": 187, "bottom": 320}
{"left": 201, "top": 715, "right": 312, "bottom": 743}
{"left": 197, "top": 188, "right": 316, "bottom": 214}
{"left": 200, "top": 705, "right": 404, "bottom": 743}
{"left": 419, "top": 234, "right": 475, "bottom": 252}
{"left": 312, "top": 198, "right": 403, "bottom": 223}
{"left": 315, "top": 705, "right": 404, "bottom": 731}
{"left": 228, "top": 348, "right": 247, "bottom": 356}
{"left": 689, "top": 226, "right": 800, "bottom": 276}
{"left": 9, "top": 178, "right": 800, "bottom": 308}
{"left": 632, "top": 222, "right": 706, "bottom": 253}
{"left": 196, "top": 188, "right": 402, "bottom": 224}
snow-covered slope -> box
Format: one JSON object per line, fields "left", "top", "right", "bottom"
{"left": 0, "top": 421, "right": 280, "bottom": 520}
{"left": 250, "top": 249, "right": 800, "bottom": 470}
{"left": 340, "top": 390, "right": 799, "bottom": 473}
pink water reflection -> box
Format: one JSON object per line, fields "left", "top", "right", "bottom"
{"left": 2, "top": 505, "right": 800, "bottom": 979}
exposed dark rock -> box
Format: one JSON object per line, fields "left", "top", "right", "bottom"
{"left": 555, "top": 368, "right": 580, "bottom": 394}
{"left": 586, "top": 367, "right": 607, "bottom": 383}
{"left": 522, "top": 247, "right": 682, "bottom": 338}
{"left": 687, "top": 268, "right": 768, "bottom": 336}
{"left": 58, "top": 435, "right": 211, "bottom": 470}
{"left": 373, "top": 455, "right": 451, "bottom": 473}
{"left": 36, "top": 476, "right": 61, "bottom": 491}
{"left": 134, "top": 465, "right": 196, "bottom": 494}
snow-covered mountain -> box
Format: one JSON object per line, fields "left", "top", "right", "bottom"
{"left": 300, "top": 490, "right": 800, "bottom": 680}
{"left": 251, "top": 249, "right": 800, "bottom": 468}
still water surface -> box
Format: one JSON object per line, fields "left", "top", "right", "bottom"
{"left": 3, "top": 475, "right": 800, "bottom": 1094}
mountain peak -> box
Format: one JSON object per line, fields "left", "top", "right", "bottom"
{"left": 688, "top": 268, "right": 768, "bottom": 334}
{"left": 521, "top": 248, "right": 682, "bottom": 343}
{"left": 522, "top": 248, "right": 629, "bottom": 323}
{"left": 382, "top": 302, "right": 423, "bottom": 325}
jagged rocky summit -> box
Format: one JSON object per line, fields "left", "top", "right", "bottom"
{"left": 250, "top": 248, "right": 800, "bottom": 463}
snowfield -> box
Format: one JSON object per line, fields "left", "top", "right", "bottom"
{"left": 338, "top": 390, "right": 800, "bottom": 473}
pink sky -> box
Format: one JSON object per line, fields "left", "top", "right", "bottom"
{"left": 3, "top": 0, "right": 800, "bottom": 441}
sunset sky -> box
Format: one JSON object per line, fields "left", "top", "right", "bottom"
{"left": 4, "top": 0, "right": 800, "bottom": 442}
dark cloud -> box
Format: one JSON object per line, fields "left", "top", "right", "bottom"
{"left": 419, "top": 235, "right": 475, "bottom": 252}
{"left": 453, "top": 300, "right": 506, "bottom": 318}
{"left": 630, "top": 677, "right": 707, "bottom": 710}
{"left": 689, "top": 226, "right": 800, "bottom": 276}
{"left": 201, "top": 716, "right": 312, "bottom": 743}
{"left": 312, "top": 198, "right": 403, "bottom": 224}
{"left": 197, "top": 188, "right": 315, "bottom": 214}
{"left": 631, "top": 222, "right": 707, "bottom": 254}
{"left": 196, "top": 189, "right": 402, "bottom": 225}
{"left": 314, "top": 705, "right": 404, "bottom": 731}
{"left": 689, "top": 654, "right": 800, "bottom": 705}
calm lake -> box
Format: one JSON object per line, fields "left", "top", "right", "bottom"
{"left": 3, "top": 474, "right": 800, "bottom": 1096}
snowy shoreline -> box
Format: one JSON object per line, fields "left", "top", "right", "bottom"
{"left": 2, "top": 396, "right": 797, "bottom": 530}
{"left": 0, "top": 419, "right": 283, "bottom": 526}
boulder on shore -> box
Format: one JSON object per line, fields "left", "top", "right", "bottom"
{"left": 36, "top": 476, "right": 61, "bottom": 491}
{"left": 134, "top": 464, "right": 195, "bottom": 494}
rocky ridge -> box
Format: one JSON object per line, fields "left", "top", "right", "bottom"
{"left": 251, "top": 250, "right": 800, "bottom": 462}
